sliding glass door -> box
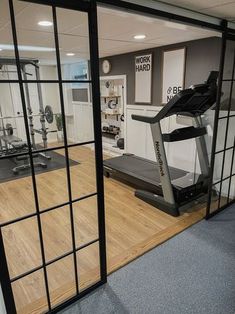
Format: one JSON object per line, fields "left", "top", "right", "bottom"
{"left": 207, "top": 28, "right": 235, "bottom": 218}
{"left": 0, "top": 0, "right": 106, "bottom": 313}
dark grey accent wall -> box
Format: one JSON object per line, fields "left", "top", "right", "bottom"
{"left": 99, "top": 37, "right": 221, "bottom": 105}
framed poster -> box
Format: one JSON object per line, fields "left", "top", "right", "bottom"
{"left": 135, "top": 53, "right": 152, "bottom": 103}
{"left": 162, "top": 47, "right": 186, "bottom": 104}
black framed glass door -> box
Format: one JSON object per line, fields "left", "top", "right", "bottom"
{"left": 0, "top": 0, "right": 106, "bottom": 313}
{"left": 207, "top": 26, "right": 235, "bottom": 218}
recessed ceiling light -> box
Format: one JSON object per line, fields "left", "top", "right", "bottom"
{"left": 133, "top": 34, "right": 146, "bottom": 40}
{"left": 38, "top": 21, "right": 53, "bottom": 27}
{"left": 0, "top": 48, "right": 2, "bottom": 51}
{"left": 66, "top": 53, "right": 75, "bottom": 56}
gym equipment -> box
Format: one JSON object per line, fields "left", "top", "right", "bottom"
{"left": 0, "top": 107, "right": 55, "bottom": 125}
{"left": 0, "top": 114, "right": 47, "bottom": 174}
{"left": 104, "top": 71, "right": 219, "bottom": 217}
{"left": 117, "top": 137, "right": 124, "bottom": 150}
{"left": 12, "top": 154, "right": 47, "bottom": 175}
{"left": 44, "top": 105, "right": 54, "bottom": 124}
{"left": 0, "top": 58, "right": 59, "bottom": 173}
{"left": 107, "top": 100, "right": 117, "bottom": 109}
{"left": 0, "top": 58, "right": 58, "bottom": 160}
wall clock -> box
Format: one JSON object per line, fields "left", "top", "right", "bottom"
{"left": 102, "top": 59, "right": 111, "bottom": 74}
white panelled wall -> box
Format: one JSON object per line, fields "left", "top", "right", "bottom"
{"left": 125, "top": 105, "right": 199, "bottom": 172}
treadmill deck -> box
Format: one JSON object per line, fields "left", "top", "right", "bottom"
{"left": 103, "top": 154, "right": 187, "bottom": 191}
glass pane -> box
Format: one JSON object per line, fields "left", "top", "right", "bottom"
{"left": 209, "top": 183, "right": 221, "bottom": 213}
{"left": 213, "top": 152, "right": 223, "bottom": 183}
{"left": 69, "top": 144, "right": 97, "bottom": 200}
{"left": 0, "top": 0, "right": 18, "bottom": 77}
{"left": 34, "top": 148, "right": 69, "bottom": 210}
{"left": 233, "top": 152, "right": 235, "bottom": 175}
{"left": 220, "top": 178, "right": 230, "bottom": 205}
{"left": 0, "top": 167, "right": 36, "bottom": 227}
{"left": 12, "top": 270, "right": 48, "bottom": 314}
{"left": 47, "top": 255, "right": 76, "bottom": 308}
{"left": 41, "top": 205, "right": 72, "bottom": 262}
{"left": 228, "top": 176, "right": 235, "bottom": 201}
{"left": 219, "top": 81, "right": 231, "bottom": 118}
{"left": 0, "top": 82, "right": 29, "bottom": 148}
{"left": 230, "top": 81, "right": 235, "bottom": 111}
{"left": 57, "top": 8, "right": 90, "bottom": 81}
{"left": 14, "top": 0, "right": 58, "bottom": 79}
{"left": 21, "top": 82, "right": 64, "bottom": 151}
{"left": 73, "top": 196, "right": 98, "bottom": 248}
{"left": 223, "top": 40, "right": 235, "bottom": 81}
{"left": 2, "top": 217, "right": 42, "bottom": 279}
{"left": 215, "top": 118, "right": 227, "bottom": 152}
{"left": 0, "top": 82, "right": 36, "bottom": 223}
{"left": 77, "top": 242, "right": 100, "bottom": 292}
{"left": 63, "top": 83, "right": 93, "bottom": 145}
{"left": 223, "top": 149, "right": 233, "bottom": 179}
{"left": 226, "top": 117, "right": 235, "bottom": 149}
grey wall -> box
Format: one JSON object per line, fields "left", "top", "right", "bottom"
{"left": 99, "top": 36, "right": 221, "bottom": 105}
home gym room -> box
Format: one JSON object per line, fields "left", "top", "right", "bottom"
{"left": 0, "top": 0, "right": 234, "bottom": 313}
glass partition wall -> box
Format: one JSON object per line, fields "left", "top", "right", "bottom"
{"left": 207, "top": 29, "right": 235, "bottom": 218}
{"left": 0, "top": 0, "right": 106, "bottom": 313}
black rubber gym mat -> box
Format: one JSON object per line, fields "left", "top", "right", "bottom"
{"left": 0, "top": 150, "right": 79, "bottom": 183}
{"left": 104, "top": 155, "right": 187, "bottom": 186}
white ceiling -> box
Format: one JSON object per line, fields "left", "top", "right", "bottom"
{"left": 159, "top": 0, "right": 235, "bottom": 21}
{"left": 0, "top": 0, "right": 220, "bottom": 64}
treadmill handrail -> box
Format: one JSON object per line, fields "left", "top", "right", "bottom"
{"left": 131, "top": 92, "right": 184, "bottom": 124}
{"left": 131, "top": 113, "right": 157, "bottom": 124}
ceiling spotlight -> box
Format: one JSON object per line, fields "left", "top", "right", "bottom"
{"left": 66, "top": 53, "right": 75, "bottom": 56}
{"left": 38, "top": 21, "right": 53, "bottom": 27}
{"left": 134, "top": 34, "right": 146, "bottom": 40}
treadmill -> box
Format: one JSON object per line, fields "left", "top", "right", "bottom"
{"left": 103, "top": 71, "right": 219, "bottom": 217}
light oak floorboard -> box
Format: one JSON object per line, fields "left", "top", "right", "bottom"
{"left": 0, "top": 146, "right": 210, "bottom": 313}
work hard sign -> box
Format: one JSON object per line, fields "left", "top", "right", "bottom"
{"left": 135, "top": 54, "right": 152, "bottom": 103}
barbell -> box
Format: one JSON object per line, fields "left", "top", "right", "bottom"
{"left": 0, "top": 105, "right": 54, "bottom": 124}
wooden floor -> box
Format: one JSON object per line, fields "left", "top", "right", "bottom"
{"left": 0, "top": 146, "right": 208, "bottom": 314}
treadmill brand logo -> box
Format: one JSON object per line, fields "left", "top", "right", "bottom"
{"left": 155, "top": 141, "right": 165, "bottom": 176}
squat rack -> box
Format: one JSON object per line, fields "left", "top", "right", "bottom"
{"left": 0, "top": 58, "right": 51, "bottom": 159}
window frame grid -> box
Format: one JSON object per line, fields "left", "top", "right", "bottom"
{"left": 0, "top": 0, "right": 107, "bottom": 313}
{"left": 206, "top": 27, "right": 235, "bottom": 218}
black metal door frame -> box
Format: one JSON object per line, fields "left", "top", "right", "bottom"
{"left": 0, "top": 0, "right": 107, "bottom": 313}
{"left": 206, "top": 23, "right": 235, "bottom": 219}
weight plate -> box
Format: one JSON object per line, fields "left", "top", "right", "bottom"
{"left": 6, "top": 123, "right": 13, "bottom": 136}
{"left": 45, "top": 105, "right": 54, "bottom": 124}
{"left": 108, "top": 100, "right": 117, "bottom": 109}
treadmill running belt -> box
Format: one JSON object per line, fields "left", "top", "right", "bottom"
{"left": 103, "top": 155, "right": 187, "bottom": 187}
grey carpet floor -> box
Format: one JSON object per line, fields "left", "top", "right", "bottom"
{"left": 60, "top": 205, "right": 235, "bottom": 314}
